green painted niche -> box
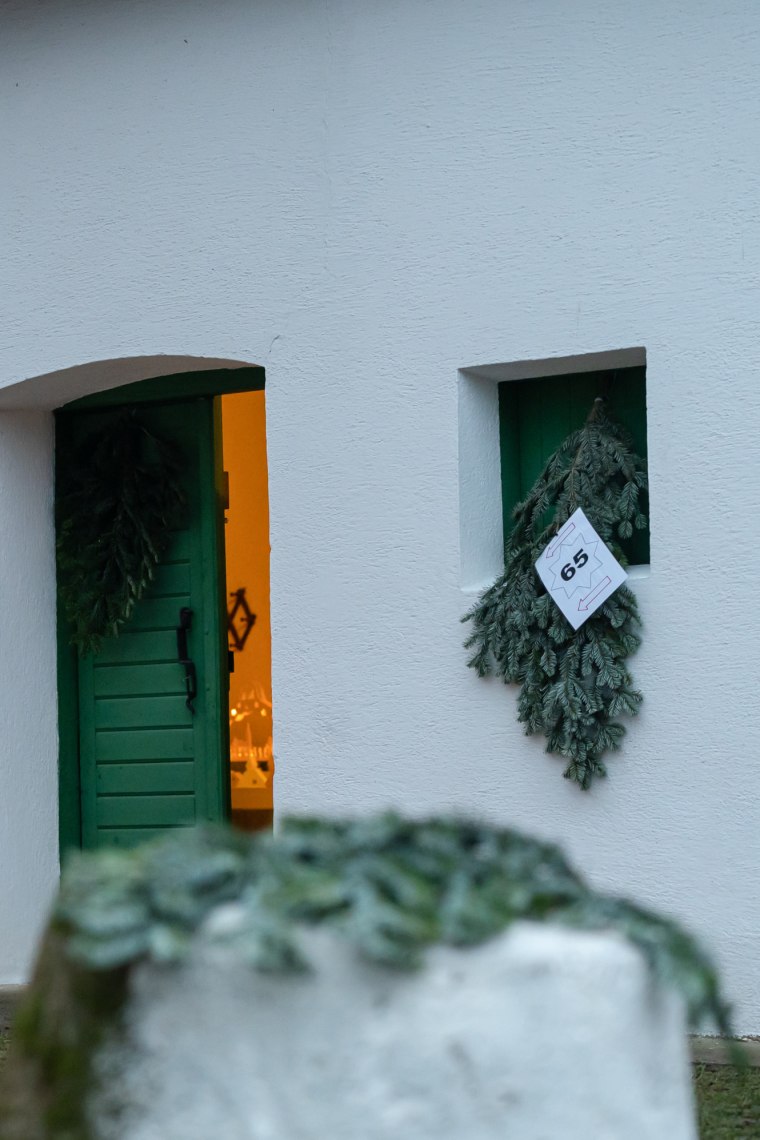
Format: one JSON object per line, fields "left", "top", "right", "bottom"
{"left": 498, "top": 366, "right": 649, "bottom": 565}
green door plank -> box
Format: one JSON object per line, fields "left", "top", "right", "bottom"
{"left": 96, "top": 795, "right": 196, "bottom": 828}
{"left": 93, "top": 630, "right": 180, "bottom": 666}
{"left": 149, "top": 563, "right": 192, "bottom": 596}
{"left": 95, "top": 728, "right": 195, "bottom": 763}
{"left": 94, "top": 697, "right": 193, "bottom": 731}
{"left": 57, "top": 398, "right": 229, "bottom": 850}
{"left": 96, "top": 827, "right": 191, "bottom": 850}
{"left": 155, "top": 531, "right": 193, "bottom": 560}
{"left": 97, "top": 763, "right": 195, "bottom": 795}
{"left": 93, "top": 663, "right": 186, "bottom": 698}
{"left": 125, "top": 597, "right": 192, "bottom": 633}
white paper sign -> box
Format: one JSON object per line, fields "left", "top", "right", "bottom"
{"left": 535, "top": 508, "right": 627, "bottom": 630}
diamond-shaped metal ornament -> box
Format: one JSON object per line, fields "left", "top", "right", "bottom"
{"left": 227, "top": 587, "right": 256, "bottom": 652}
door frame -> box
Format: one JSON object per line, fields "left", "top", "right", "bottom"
{"left": 56, "top": 366, "right": 265, "bottom": 856}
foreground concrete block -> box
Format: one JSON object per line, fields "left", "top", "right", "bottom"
{"left": 90, "top": 921, "right": 696, "bottom": 1140}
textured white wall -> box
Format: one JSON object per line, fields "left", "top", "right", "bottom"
{"left": 2, "top": 0, "right": 760, "bottom": 1028}
{"left": 0, "top": 413, "right": 58, "bottom": 983}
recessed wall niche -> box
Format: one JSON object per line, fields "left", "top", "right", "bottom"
{"left": 458, "top": 348, "right": 648, "bottom": 591}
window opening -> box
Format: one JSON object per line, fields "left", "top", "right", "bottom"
{"left": 498, "top": 365, "right": 649, "bottom": 565}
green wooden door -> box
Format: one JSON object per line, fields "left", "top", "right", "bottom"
{"left": 56, "top": 398, "right": 230, "bottom": 850}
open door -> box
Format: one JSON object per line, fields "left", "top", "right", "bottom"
{"left": 222, "top": 391, "right": 274, "bottom": 832}
{"left": 56, "top": 397, "right": 230, "bottom": 849}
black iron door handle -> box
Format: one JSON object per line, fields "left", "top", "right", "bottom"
{"left": 176, "top": 607, "right": 198, "bottom": 713}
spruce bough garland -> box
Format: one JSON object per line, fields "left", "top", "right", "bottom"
{"left": 1, "top": 813, "right": 737, "bottom": 1136}
{"left": 463, "top": 399, "right": 648, "bottom": 789}
{"left": 57, "top": 412, "right": 186, "bottom": 654}
{"left": 53, "top": 814, "right": 733, "bottom": 1038}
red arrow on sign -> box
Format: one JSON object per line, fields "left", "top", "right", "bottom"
{"left": 545, "top": 521, "right": 575, "bottom": 560}
{"left": 578, "top": 577, "right": 611, "bottom": 612}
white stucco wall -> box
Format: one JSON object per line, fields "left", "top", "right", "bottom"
{"left": 2, "top": 0, "right": 760, "bottom": 1029}
{"left": 0, "top": 413, "right": 58, "bottom": 982}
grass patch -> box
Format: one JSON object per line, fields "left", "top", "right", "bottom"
{"left": 695, "top": 1063, "right": 760, "bottom": 1138}
{"left": 0, "top": 1027, "right": 756, "bottom": 1136}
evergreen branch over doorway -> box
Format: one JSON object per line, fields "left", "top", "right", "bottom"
{"left": 57, "top": 411, "right": 186, "bottom": 654}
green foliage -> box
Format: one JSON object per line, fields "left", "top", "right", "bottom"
{"left": 463, "top": 399, "right": 648, "bottom": 788}
{"left": 56, "top": 412, "right": 185, "bottom": 653}
{"left": 54, "top": 815, "right": 732, "bottom": 1035}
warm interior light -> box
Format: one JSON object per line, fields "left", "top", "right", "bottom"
{"left": 222, "top": 391, "right": 273, "bottom": 830}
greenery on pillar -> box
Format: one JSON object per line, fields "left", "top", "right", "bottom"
{"left": 463, "top": 399, "right": 648, "bottom": 789}
{"left": 0, "top": 815, "right": 739, "bottom": 1135}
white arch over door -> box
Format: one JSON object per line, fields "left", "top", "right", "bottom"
{"left": 0, "top": 354, "right": 260, "bottom": 410}
{"left": 0, "top": 353, "right": 262, "bottom": 984}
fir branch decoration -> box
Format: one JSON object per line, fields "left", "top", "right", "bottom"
{"left": 53, "top": 814, "right": 733, "bottom": 1037}
{"left": 57, "top": 412, "right": 186, "bottom": 653}
{"left": 463, "top": 399, "right": 648, "bottom": 789}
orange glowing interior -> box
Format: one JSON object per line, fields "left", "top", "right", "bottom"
{"left": 221, "top": 390, "right": 273, "bottom": 831}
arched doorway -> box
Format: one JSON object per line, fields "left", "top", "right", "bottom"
{"left": 54, "top": 362, "right": 273, "bottom": 851}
